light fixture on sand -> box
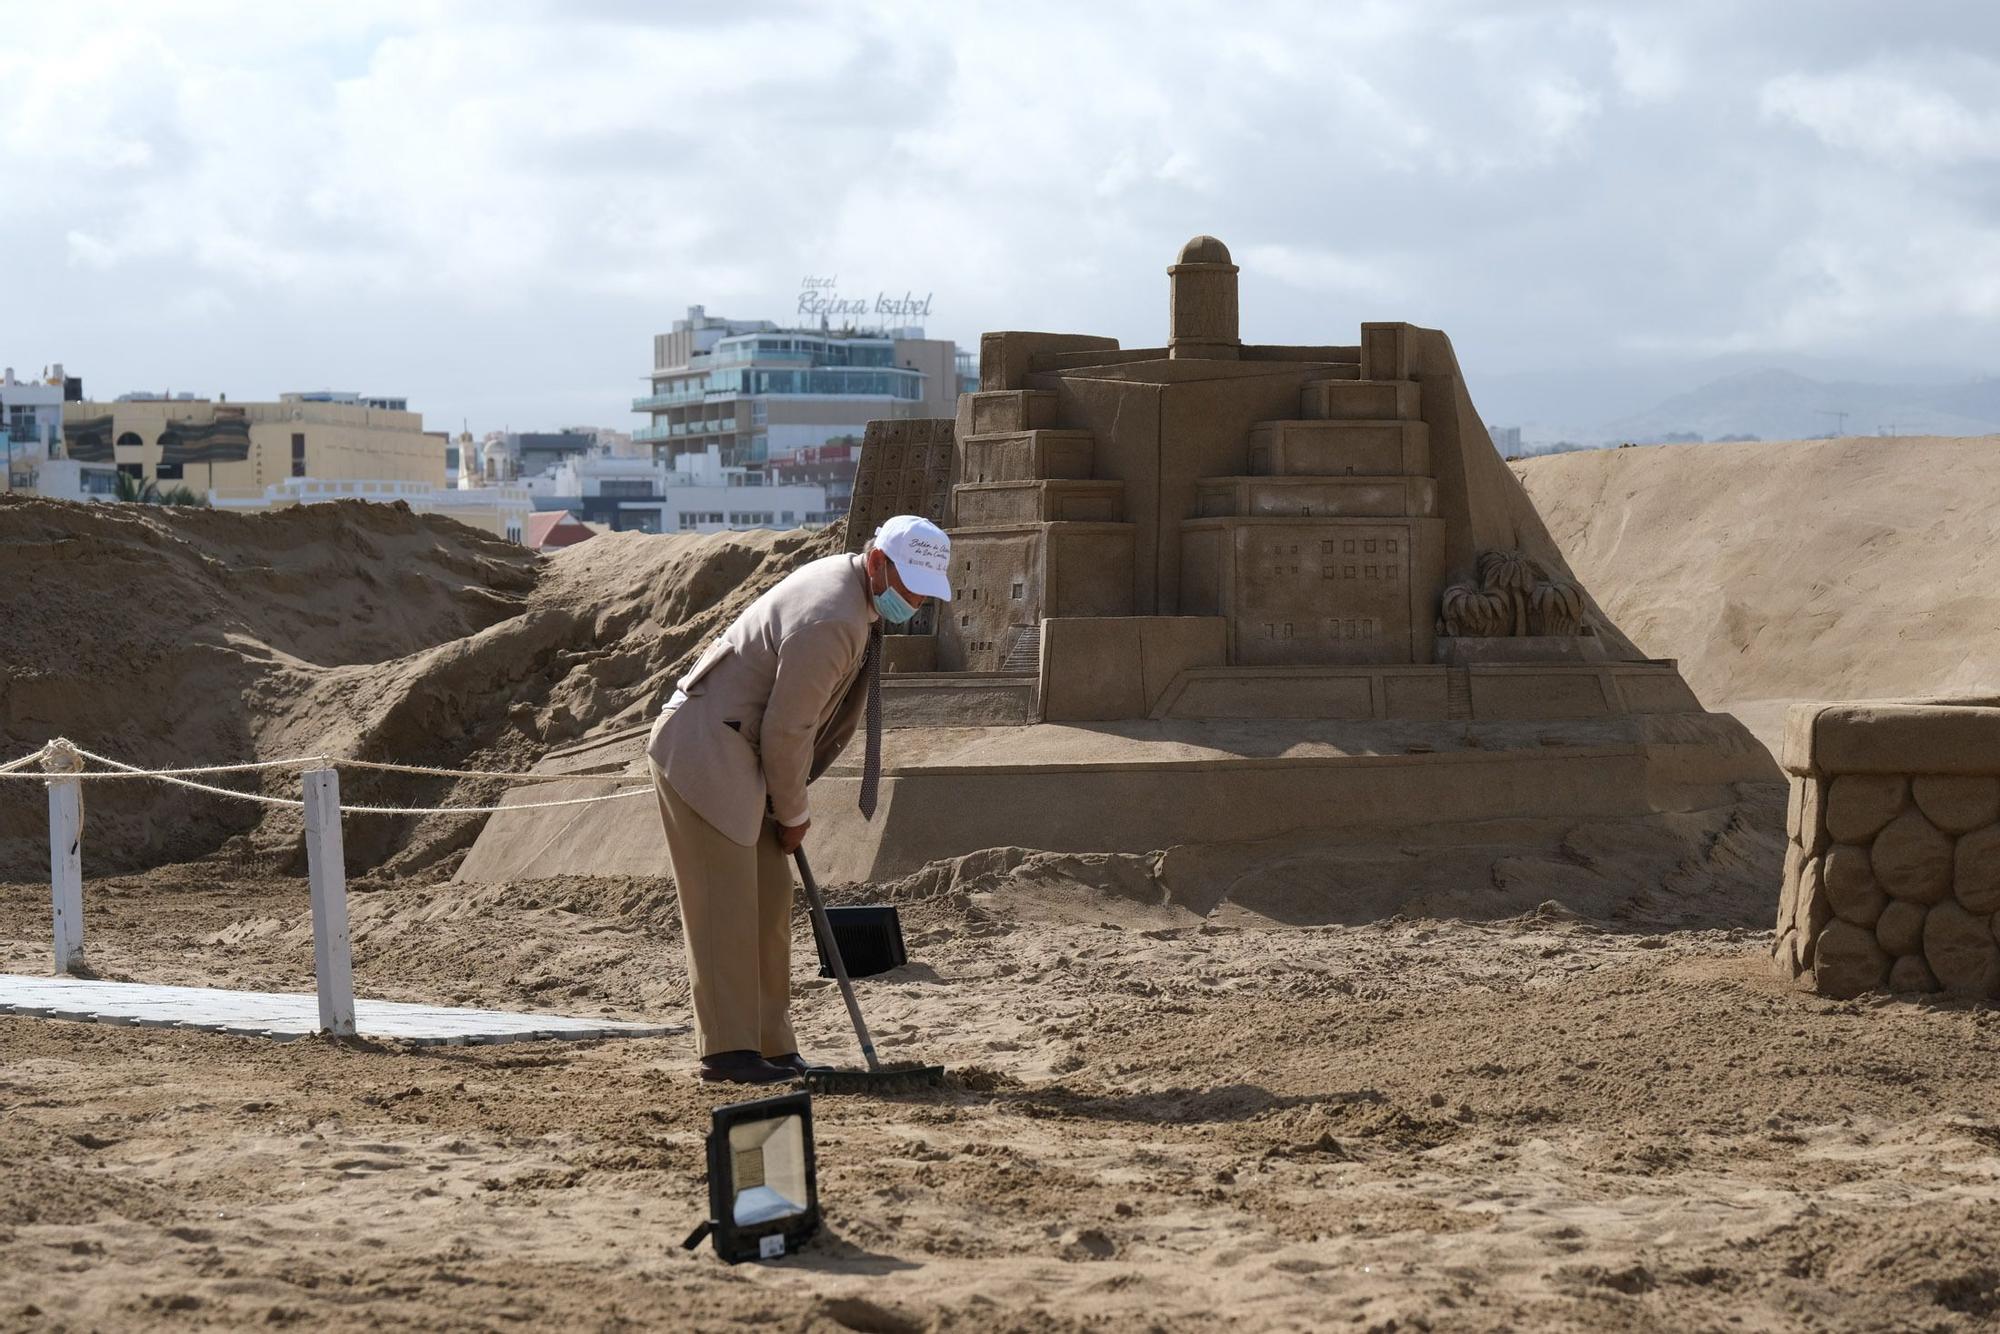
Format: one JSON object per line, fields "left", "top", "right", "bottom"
{"left": 682, "top": 1091, "right": 820, "bottom": 1263}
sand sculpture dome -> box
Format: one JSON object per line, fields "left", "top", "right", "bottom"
{"left": 1176, "top": 235, "right": 1233, "bottom": 266}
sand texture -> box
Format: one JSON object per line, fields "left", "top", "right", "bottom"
{"left": 0, "top": 495, "right": 839, "bottom": 879}
{"left": 1516, "top": 435, "right": 2000, "bottom": 748}
{"left": 6, "top": 839, "right": 2000, "bottom": 1332}
{"left": 6, "top": 488, "right": 2000, "bottom": 1330}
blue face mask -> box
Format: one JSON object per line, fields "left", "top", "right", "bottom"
{"left": 873, "top": 585, "right": 918, "bottom": 624}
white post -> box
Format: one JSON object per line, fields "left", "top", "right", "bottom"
{"left": 47, "top": 776, "right": 83, "bottom": 975}
{"left": 302, "top": 768, "right": 356, "bottom": 1038}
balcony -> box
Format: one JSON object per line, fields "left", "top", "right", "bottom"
{"left": 635, "top": 390, "right": 709, "bottom": 411}
{"left": 635, "top": 418, "right": 737, "bottom": 442}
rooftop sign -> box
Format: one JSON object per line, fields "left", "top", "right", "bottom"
{"left": 798, "top": 275, "right": 933, "bottom": 321}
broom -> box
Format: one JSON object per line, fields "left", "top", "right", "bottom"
{"left": 792, "top": 847, "right": 945, "bottom": 1094}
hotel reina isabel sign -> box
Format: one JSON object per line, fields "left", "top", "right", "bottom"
{"left": 797, "top": 276, "right": 934, "bottom": 321}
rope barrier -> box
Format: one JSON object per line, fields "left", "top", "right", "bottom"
{"left": 0, "top": 739, "right": 652, "bottom": 816}
{"left": 340, "top": 788, "right": 654, "bottom": 816}
{"left": 333, "top": 757, "right": 639, "bottom": 784}
{"left": 0, "top": 757, "right": 333, "bottom": 779}
{"left": 53, "top": 767, "right": 309, "bottom": 809}
{"left": 0, "top": 743, "right": 637, "bottom": 785}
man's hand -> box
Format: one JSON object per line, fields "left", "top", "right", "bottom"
{"left": 776, "top": 819, "right": 811, "bottom": 855}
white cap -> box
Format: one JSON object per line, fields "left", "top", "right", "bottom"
{"left": 873, "top": 515, "right": 953, "bottom": 601}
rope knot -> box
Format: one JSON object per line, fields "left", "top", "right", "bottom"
{"left": 38, "top": 738, "right": 85, "bottom": 777}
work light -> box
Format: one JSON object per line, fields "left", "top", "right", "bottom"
{"left": 681, "top": 1091, "right": 820, "bottom": 1263}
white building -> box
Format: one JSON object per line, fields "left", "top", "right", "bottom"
{"left": 207, "top": 477, "right": 534, "bottom": 545}
{"left": 4, "top": 364, "right": 121, "bottom": 501}
{"left": 523, "top": 445, "right": 832, "bottom": 535}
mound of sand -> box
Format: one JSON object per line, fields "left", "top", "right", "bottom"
{"left": 1516, "top": 435, "right": 2000, "bottom": 747}
{"left": 0, "top": 495, "right": 838, "bottom": 877}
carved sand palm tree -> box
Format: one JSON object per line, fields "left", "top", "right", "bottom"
{"left": 1475, "top": 550, "right": 1541, "bottom": 636}
{"left": 1529, "top": 577, "right": 1584, "bottom": 636}
{"left": 1441, "top": 583, "right": 1510, "bottom": 637}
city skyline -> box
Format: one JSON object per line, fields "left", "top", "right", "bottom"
{"left": 4, "top": 1, "right": 1996, "bottom": 437}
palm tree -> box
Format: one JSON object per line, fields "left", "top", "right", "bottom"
{"left": 111, "top": 473, "right": 209, "bottom": 507}
{"left": 1476, "top": 550, "right": 1542, "bottom": 636}
{"left": 113, "top": 471, "right": 161, "bottom": 504}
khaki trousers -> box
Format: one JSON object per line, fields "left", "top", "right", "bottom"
{"left": 650, "top": 762, "right": 798, "bottom": 1059}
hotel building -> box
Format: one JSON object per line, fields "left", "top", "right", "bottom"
{"left": 635, "top": 306, "right": 974, "bottom": 478}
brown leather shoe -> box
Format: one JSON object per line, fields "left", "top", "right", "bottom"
{"left": 697, "top": 1050, "right": 795, "bottom": 1085}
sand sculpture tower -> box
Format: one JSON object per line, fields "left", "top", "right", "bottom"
{"left": 1168, "top": 235, "right": 1241, "bottom": 361}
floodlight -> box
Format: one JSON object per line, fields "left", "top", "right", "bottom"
{"left": 681, "top": 1091, "right": 820, "bottom": 1263}
{"left": 814, "top": 905, "right": 907, "bottom": 979}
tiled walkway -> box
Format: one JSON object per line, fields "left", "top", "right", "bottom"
{"left": 0, "top": 974, "right": 684, "bottom": 1046}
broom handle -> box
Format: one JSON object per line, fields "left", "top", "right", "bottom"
{"left": 793, "top": 847, "right": 882, "bottom": 1073}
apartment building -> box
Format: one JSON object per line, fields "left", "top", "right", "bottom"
{"left": 635, "top": 306, "right": 975, "bottom": 480}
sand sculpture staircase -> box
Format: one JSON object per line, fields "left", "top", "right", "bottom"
{"left": 943, "top": 390, "right": 1134, "bottom": 672}
{"left": 1180, "top": 368, "right": 1443, "bottom": 667}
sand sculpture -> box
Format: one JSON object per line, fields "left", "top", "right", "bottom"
{"left": 458, "top": 238, "right": 1773, "bottom": 885}
{"left": 1774, "top": 700, "right": 2000, "bottom": 998}
{"left": 932, "top": 236, "right": 1633, "bottom": 691}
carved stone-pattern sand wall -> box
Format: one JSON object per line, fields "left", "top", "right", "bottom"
{"left": 1773, "top": 701, "right": 2000, "bottom": 998}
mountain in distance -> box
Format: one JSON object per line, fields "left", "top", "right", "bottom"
{"left": 1599, "top": 368, "right": 2000, "bottom": 445}
{"left": 1470, "top": 353, "right": 2000, "bottom": 452}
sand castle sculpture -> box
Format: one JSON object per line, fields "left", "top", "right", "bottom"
{"left": 917, "top": 235, "right": 1626, "bottom": 696}
{"left": 458, "top": 238, "right": 1773, "bottom": 886}
{"left": 1775, "top": 700, "right": 2000, "bottom": 998}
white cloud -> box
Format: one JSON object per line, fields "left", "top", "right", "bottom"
{"left": 1240, "top": 244, "right": 1401, "bottom": 300}
{"left": 3, "top": 1, "right": 1998, "bottom": 430}
{"left": 1761, "top": 61, "right": 2000, "bottom": 164}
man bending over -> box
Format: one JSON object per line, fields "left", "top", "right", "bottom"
{"left": 647, "top": 515, "right": 952, "bottom": 1084}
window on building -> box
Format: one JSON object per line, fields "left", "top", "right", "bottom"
{"left": 116, "top": 431, "right": 143, "bottom": 449}
{"left": 291, "top": 432, "right": 306, "bottom": 478}
{"left": 117, "top": 462, "right": 144, "bottom": 480}
{"left": 155, "top": 461, "right": 184, "bottom": 480}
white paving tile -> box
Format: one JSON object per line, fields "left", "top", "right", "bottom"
{"left": 0, "top": 974, "right": 684, "bottom": 1047}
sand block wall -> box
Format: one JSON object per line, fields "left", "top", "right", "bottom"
{"left": 1774, "top": 699, "right": 2000, "bottom": 997}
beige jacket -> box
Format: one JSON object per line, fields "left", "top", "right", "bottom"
{"left": 647, "top": 552, "right": 875, "bottom": 846}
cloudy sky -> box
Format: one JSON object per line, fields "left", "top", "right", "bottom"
{"left": 4, "top": 0, "right": 1996, "bottom": 436}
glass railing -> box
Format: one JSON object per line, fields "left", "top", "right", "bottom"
{"left": 635, "top": 420, "right": 740, "bottom": 442}
{"left": 633, "top": 386, "right": 749, "bottom": 411}
{"left": 635, "top": 390, "right": 706, "bottom": 410}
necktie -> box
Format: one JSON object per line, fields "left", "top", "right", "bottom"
{"left": 858, "top": 624, "right": 883, "bottom": 819}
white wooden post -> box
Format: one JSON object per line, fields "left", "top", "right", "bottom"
{"left": 47, "top": 775, "right": 84, "bottom": 975}
{"left": 302, "top": 768, "right": 356, "bottom": 1037}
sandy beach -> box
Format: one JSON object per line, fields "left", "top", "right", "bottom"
{"left": 7, "top": 435, "right": 2000, "bottom": 1331}
{"left": 6, "top": 846, "right": 2000, "bottom": 1331}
